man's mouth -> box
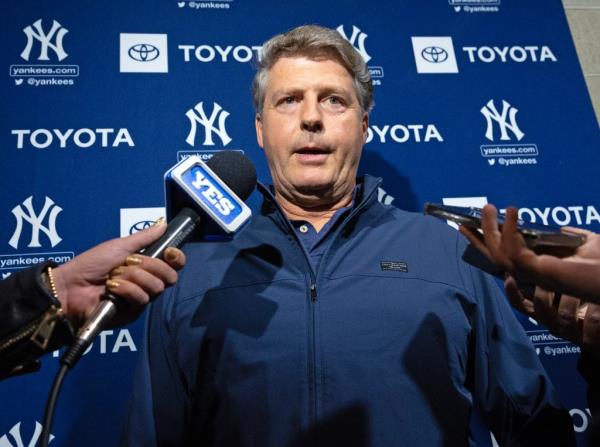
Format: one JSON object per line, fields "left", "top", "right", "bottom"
{"left": 295, "top": 147, "right": 330, "bottom": 155}
{"left": 294, "top": 147, "right": 330, "bottom": 164}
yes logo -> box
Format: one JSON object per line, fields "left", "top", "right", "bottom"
{"left": 191, "top": 169, "right": 235, "bottom": 215}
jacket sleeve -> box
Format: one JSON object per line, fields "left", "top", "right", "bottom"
{"left": 456, "top": 235, "right": 576, "bottom": 446}
{"left": 0, "top": 261, "right": 72, "bottom": 379}
{"left": 120, "top": 284, "right": 191, "bottom": 447}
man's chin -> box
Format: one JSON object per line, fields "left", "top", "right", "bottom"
{"left": 294, "top": 183, "right": 332, "bottom": 196}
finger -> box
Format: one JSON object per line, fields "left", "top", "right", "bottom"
{"left": 504, "top": 276, "right": 535, "bottom": 316}
{"left": 499, "top": 207, "right": 529, "bottom": 261}
{"left": 459, "top": 226, "right": 492, "bottom": 259}
{"left": 555, "top": 294, "right": 581, "bottom": 344}
{"left": 582, "top": 303, "right": 600, "bottom": 352}
{"left": 123, "top": 254, "right": 179, "bottom": 285}
{"left": 110, "top": 264, "right": 168, "bottom": 298}
{"left": 480, "top": 205, "right": 510, "bottom": 269}
{"left": 163, "top": 247, "right": 186, "bottom": 271}
{"left": 118, "top": 220, "right": 168, "bottom": 253}
{"left": 562, "top": 226, "right": 594, "bottom": 237}
{"left": 514, "top": 255, "right": 600, "bottom": 302}
{"left": 531, "top": 287, "right": 560, "bottom": 334}
{"left": 105, "top": 277, "right": 152, "bottom": 307}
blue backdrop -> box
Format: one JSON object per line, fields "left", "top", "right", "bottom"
{"left": 1, "top": 0, "right": 599, "bottom": 445}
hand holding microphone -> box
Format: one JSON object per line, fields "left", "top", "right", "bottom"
{"left": 62, "top": 151, "right": 257, "bottom": 367}
{"left": 51, "top": 221, "right": 186, "bottom": 329}
{"left": 40, "top": 151, "right": 257, "bottom": 447}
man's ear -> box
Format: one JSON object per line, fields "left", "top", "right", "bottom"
{"left": 255, "top": 112, "right": 264, "bottom": 149}
{"left": 361, "top": 112, "right": 369, "bottom": 143}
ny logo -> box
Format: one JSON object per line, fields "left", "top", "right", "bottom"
{"left": 480, "top": 99, "right": 524, "bottom": 142}
{"left": 9, "top": 196, "right": 62, "bottom": 249}
{"left": 185, "top": 102, "right": 232, "bottom": 147}
{"left": 0, "top": 421, "right": 54, "bottom": 447}
{"left": 20, "top": 19, "right": 69, "bottom": 62}
{"left": 336, "top": 25, "right": 371, "bottom": 63}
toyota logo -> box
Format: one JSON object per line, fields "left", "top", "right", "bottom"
{"left": 129, "top": 220, "right": 154, "bottom": 234}
{"left": 421, "top": 46, "right": 448, "bottom": 63}
{"left": 128, "top": 44, "right": 160, "bottom": 62}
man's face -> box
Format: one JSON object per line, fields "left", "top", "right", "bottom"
{"left": 255, "top": 56, "right": 368, "bottom": 204}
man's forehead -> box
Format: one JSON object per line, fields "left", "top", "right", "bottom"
{"left": 270, "top": 53, "right": 348, "bottom": 71}
{"left": 266, "top": 56, "right": 354, "bottom": 89}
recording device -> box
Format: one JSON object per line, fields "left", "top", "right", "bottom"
{"left": 423, "top": 203, "right": 586, "bottom": 249}
{"left": 61, "top": 152, "right": 257, "bottom": 368}
{"left": 424, "top": 203, "right": 586, "bottom": 297}
{"left": 165, "top": 152, "right": 253, "bottom": 240}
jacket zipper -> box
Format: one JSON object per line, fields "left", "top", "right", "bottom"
{"left": 302, "top": 183, "right": 380, "bottom": 432}
{"left": 308, "top": 278, "right": 318, "bottom": 435}
{"left": 257, "top": 180, "right": 380, "bottom": 434}
{"left": 0, "top": 318, "right": 40, "bottom": 354}
{"left": 0, "top": 305, "right": 63, "bottom": 354}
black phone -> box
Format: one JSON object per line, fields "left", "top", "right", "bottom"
{"left": 423, "top": 202, "right": 586, "bottom": 249}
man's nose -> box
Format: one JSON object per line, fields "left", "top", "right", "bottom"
{"left": 300, "top": 98, "right": 323, "bottom": 132}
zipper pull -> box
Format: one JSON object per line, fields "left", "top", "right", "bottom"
{"left": 30, "top": 305, "right": 63, "bottom": 350}
{"left": 310, "top": 283, "right": 317, "bottom": 301}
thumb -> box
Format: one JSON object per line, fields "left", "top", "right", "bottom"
{"left": 118, "top": 221, "right": 168, "bottom": 253}
{"left": 562, "top": 226, "right": 594, "bottom": 236}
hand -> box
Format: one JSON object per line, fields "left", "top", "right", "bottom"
{"left": 460, "top": 204, "right": 600, "bottom": 304}
{"left": 504, "top": 277, "right": 600, "bottom": 350}
{"left": 51, "top": 222, "right": 186, "bottom": 328}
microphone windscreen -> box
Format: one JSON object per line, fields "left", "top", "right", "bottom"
{"left": 206, "top": 151, "right": 257, "bottom": 201}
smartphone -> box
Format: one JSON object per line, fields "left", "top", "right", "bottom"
{"left": 423, "top": 203, "right": 586, "bottom": 249}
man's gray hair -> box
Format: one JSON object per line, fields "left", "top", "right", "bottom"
{"left": 252, "top": 25, "right": 374, "bottom": 114}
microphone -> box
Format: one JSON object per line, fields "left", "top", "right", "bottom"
{"left": 60, "top": 151, "right": 257, "bottom": 368}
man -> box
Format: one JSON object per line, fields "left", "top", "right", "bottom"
{"left": 461, "top": 204, "right": 600, "bottom": 444}
{"left": 0, "top": 221, "right": 185, "bottom": 379}
{"left": 122, "top": 25, "right": 574, "bottom": 446}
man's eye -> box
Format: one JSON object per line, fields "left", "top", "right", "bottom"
{"left": 326, "top": 96, "right": 345, "bottom": 105}
{"left": 324, "top": 96, "right": 346, "bottom": 108}
{"left": 282, "top": 96, "right": 296, "bottom": 104}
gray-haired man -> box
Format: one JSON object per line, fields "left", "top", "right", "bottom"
{"left": 122, "top": 25, "right": 574, "bottom": 446}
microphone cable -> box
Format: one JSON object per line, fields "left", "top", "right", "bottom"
{"left": 39, "top": 207, "right": 202, "bottom": 447}
{"left": 40, "top": 363, "right": 68, "bottom": 446}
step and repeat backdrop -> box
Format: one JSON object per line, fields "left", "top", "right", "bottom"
{"left": 1, "top": 0, "right": 599, "bottom": 445}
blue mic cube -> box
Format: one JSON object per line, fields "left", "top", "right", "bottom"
{"left": 164, "top": 155, "right": 252, "bottom": 241}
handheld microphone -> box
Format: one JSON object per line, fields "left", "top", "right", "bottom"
{"left": 61, "top": 151, "right": 257, "bottom": 368}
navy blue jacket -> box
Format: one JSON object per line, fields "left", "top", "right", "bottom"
{"left": 122, "top": 176, "right": 574, "bottom": 446}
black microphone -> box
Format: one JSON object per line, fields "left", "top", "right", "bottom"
{"left": 60, "top": 151, "right": 257, "bottom": 368}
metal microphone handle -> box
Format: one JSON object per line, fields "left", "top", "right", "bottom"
{"left": 60, "top": 208, "right": 201, "bottom": 368}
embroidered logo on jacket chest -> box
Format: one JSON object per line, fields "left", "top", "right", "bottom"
{"left": 380, "top": 260, "right": 408, "bottom": 273}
